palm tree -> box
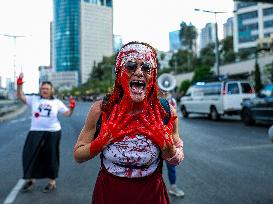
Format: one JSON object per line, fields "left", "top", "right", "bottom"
{"left": 179, "top": 22, "right": 198, "bottom": 70}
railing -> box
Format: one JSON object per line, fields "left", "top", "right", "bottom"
{"left": 0, "top": 100, "right": 23, "bottom": 117}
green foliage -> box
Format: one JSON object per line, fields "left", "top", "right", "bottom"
{"left": 199, "top": 43, "right": 215, "bottom": 67}
{"left": 220, "top": 36, "right": 236, "bottom": 64}
{"left": 169, "top": 50, "right": 197, "bottom": 73}
{"left": 223, "top": 50, "right": 236, "bottom": 64}
{"left": 254, "top": 62, "right": 263, "bottom": 92}
{"left": 179, "top": 21, "right": 197, "bottom": 51}
{"left": 158, "top": 67, "right": 174, "bottom": 76}
{"left": 238, "top": 49, "right": 252, "bottom": 60}
{"left": 71, "top": 54, "right": 117, "bottom": 95}
{"left": 192, "top": 66, "right": 215, "bottom": 84}
{"left": 179, "top": 79, "right": 192, "bottom": 94}
{"left": 264, "top": 60, "right": 273, "bottom": 82}
{"left": 160, "top": 52, "right": 166, "bottom": 61}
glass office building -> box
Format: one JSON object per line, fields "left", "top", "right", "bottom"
{"left": 169, "top": 30, "right": 183, "bottom": 51}
{"left": 53, "top": 0, "right": 113, "bottom": 84}
{"left": 53, "top": 0, "right": 81, "bottom": 73}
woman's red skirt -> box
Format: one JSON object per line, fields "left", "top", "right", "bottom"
{"left": 92, "top": 166, "right": 170, "bottom": 204}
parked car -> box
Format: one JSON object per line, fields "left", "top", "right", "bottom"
{"left": 241, "top": 84, "right": 273, "bottom": 126}
{"left": 180, "top": 80, "right": 255, "bottom": 120}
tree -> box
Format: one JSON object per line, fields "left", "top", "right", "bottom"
{"left": 179, "top": 22, "right": 198, "bottom": 71}
{"left": 192, "top": 66, "right": 215, "bottom": 84}
{"left": 160, "top": 53, "right": 166, "bottom": 61}
{"left": 199, "top": 43, "right": 215, "bottom": 67}
{"left": 220, "top": 36, "right": 236, "bottom": 64}
{"left": 254, "top": 62, "right": 263, "bottom": 92}
{"left": 169, "top": 50, "right": 190, "bottom": 73}
{"left": 264, "top": 60, "right": 273, "bottom": 82}
{"left": 238, "top": 49, "right": 252, "bottom": 60}
{"left": 179, "top": 22, "right": 197, "bottom": 51}
{"left": 179, "top": 80, "right": 192, "bottom": 94}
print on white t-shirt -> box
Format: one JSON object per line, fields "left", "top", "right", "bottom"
{"left": 26, "top": 95, "right": 69, "bottom": 131}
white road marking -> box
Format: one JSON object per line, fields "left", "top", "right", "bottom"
{"left": 224, "top": 144, "right": 273, "bottom": 151}
{"left": 10, "top": 119, "right": 20, "bottom": 124}
{"left": 10, "top": 117, "right": 28, "bottom": 124}
{"left": 3, "top": 179, "right": 25, "bottom": 204}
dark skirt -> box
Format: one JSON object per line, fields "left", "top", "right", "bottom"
{"left": 22, "top": 130, "right": 61, "bottom": 179}
{"left": 92, "top": 166, "right": 170, "bottom": 204}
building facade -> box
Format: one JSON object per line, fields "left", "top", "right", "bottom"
{"left": 113, "top": 35, "right": 123, "bottom": 53}
{"left": 53, "top": 0, "right": 113, "bottom": 84}
{"left": 53, "top": 1, "right": 81, "bottom": 73}
{"left": 169, "top": 30, "right": 184, "bottom": 52}
{"left": 223, "top": 17, "right": 234, "bottom": 38}
{"left": 39, "top": 66, "right": 78, "bottom": 91}
{"left": 200, "top": 23, "right": 216, "bottom": 49}
{"left": 233, "top": 1, "right": 273, "bottom": 52}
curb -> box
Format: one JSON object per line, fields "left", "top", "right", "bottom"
{"left": 0, "top": 105, "right": 27, "bottom": 123}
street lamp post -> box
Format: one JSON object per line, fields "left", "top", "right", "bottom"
{"left": 194, "top": 9, "right": 228, "bottom": 78}
{"left": 0, "top": 34, "right": 29, "bottom": 88}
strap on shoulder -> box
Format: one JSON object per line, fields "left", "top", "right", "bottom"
{"left": 159, "top": 97, "right": 171, "bottom": 125}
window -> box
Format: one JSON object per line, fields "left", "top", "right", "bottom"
{"left": 237, "top": 2, "right": 257, "bottom": 9}
{"left": 238, "top": 11, "right": 258, "bottom": 21}
{"left": 203, "top": 84, "right": 221, "bottom": 96}
{"left": 241, "top": 83, "right": 252, "bottom": 94}
{"left": 263, "top": 7, "right": 273, "bottom": 16}
{"left": 261, "top": 85, "right": 273, "bottom": 97}
{"left": 192, "top": 86, "right": 204, "bottom": 97}
{"left": 227, "top": 83, "right": 239, "bottom": 95}
{"left": 264, "top": 20, "right": 273, "bottom": 29}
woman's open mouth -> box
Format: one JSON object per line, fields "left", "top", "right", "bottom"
{"left": 129, "top": 80, "right": 146, "bottom": 95}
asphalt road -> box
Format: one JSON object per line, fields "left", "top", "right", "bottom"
{"left": 0, "top": 102, "right": 273, "bottom": 204}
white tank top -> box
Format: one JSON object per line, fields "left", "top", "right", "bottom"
{"left": 102, "top": 135, "right": 160, "bottom": 178}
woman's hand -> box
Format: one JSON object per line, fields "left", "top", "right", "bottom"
{"left": 138, "top": 103, "right": 176, "bottom": 151}
{"left": 17, "top": 73, "right": 24, "bottom": 86}
{"left": 69, "top": 97, "right": 76, "bottom": 109}
{"left": 89, "top": 105, "right": 135, "bottom": 156}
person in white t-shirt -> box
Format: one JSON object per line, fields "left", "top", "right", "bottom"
{"left": 16, "top": 74, "right": 76, "bottom": 193}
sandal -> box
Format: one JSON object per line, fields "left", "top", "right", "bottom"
{"left": 43, "top": 183, "right": 56, "bottom": 193}
{"left": 22, "top": 180, "right": 34, "bottom": 192}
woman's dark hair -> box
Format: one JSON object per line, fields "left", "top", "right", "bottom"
{"left": 41, "top": 81, "right": 53, "bottom": 86}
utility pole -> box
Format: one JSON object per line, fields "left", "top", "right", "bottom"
{"left": 194, "top": 9, "right": 228, "bottom": 78}
{"left": 0, "top": 34, "right": 29, "bottom": 88}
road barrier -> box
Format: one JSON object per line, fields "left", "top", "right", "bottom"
{"left": 0, "top": 100, "right": 23, "bottom": 117}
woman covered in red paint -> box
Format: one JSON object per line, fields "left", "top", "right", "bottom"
{"left": 74, "top": 41, "right": 184, "bottom": 204}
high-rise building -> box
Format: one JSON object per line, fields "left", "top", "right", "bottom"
{"left": 53, "top": 0, "right": 113, "bottom": 84}
{"left": 113, "top": 35, "right": 123, "bottom": 53}
{"left": 200, "top": 23, "right": 216, "bottom": 49}
{"left": 50, "top": 22, "right": 53, "bottom": 68}
{"left": 39, "top": 66, "right": 78, "bottom": 90}
{"left": 223, "top": 17, "right": 234, "bottom": 38}
{"left": 169, "top": 30, "right": 184, "bottom": 52}
{"left": 233, "top": 1, "right": 273, "bottom": 52}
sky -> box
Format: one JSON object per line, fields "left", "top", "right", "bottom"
{"left": 0, "top": 0, "right": 234, "bottom": 93}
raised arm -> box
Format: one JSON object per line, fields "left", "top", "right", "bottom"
{"left": 16, "top": 73, "right": 27, "bottom": 104}
{"left": 73, "top": 100, "right": 102, "bottom": 163}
